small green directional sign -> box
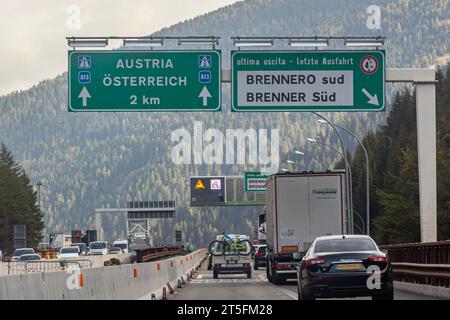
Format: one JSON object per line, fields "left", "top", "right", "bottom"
{"left": 245, "top": 172, "right": 269, "bottom": 192}
{"left": 68, "top": 50, "right": 221, "bottom": 112}
{"left": 231, "top": 50, "right": 385, "bottom": 112}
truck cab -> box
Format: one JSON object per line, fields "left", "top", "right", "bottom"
{"left": 211, "top": 234, "right": 253, "bottom": 279}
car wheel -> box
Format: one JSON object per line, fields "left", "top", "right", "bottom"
{"left": 247, "top": 271, "right": 252, "bottom": 279}
{"left": 266, "top": 260, "right": 272, "bottom": 282}
{"left": 213, "top": 271, "right": 218, "bottom": 279}
{"left": 298, "top": 282, "right": 314, "bottom": 300}
{"left": 272, "top": 274, "right": 284, "bottom": 285}
{"left": 372, "top": 288, "right": 394, "bottom": 301}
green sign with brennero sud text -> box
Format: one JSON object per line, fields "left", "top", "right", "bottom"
{"left": 245, "top": 172, "right": 269, "bottom": 192}
{"left": 68, "top": 50, "right": 221, "bottom": 112}
{"left": 231, "top": 50, "right": 385, "bottom": 112}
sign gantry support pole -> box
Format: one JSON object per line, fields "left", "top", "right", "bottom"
{"left": 385, "top": 68, "right": 437, "bottom": 242}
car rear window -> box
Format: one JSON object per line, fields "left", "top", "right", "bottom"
{"left": 258, "top": 246, "right": 267, "bottom": 253}
{"left": 61, "top": 247, "right": 78, "bottom": 254}
{"left": 14, "top": 249, "right": 34, "bottom": 256}
{"left": 314, "top": 238, "right": 377, "bottom": 253}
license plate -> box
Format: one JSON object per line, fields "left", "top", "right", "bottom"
{"left": 336, "top": 263, "right": 363, "bottom": 270}
{"left": 222, "top": 264, "right": 242, "bottom": 267}
{"left": 281, "top": 246, "right": 299, "bottom": 252}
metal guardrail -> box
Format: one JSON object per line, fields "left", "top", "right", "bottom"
{"left": 380, "top": 241, "right": 450, "bottom": 287}
{"left": 135, "top": 246, "right": 184, "bottom": 263}
{"left": 7, "top": 259, "right": 94, "bottom": 275}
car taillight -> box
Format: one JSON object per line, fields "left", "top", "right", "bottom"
{"left": 368, "top": 255, "right": 388, "bottom": 263}
{"left": 214, "top": 264, "right": 221, "bottom": 267}
{"left": 255, "top": 252, "right": 262, "bottom": 257}
{"left": 243, "top": 263, "right": 250, "bottom": 267}
{"left": 305, "top": 257, "right": 327, "bottom": 267}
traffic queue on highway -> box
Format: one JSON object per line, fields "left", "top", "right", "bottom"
{"left": 206, "top": 233, "right": 392, "bottom": 301}
{"left": 0, "top": 239, "right": 130, "bottom": 264}
{"left": 204, "top": 171, "right": 394, "bottom": 300}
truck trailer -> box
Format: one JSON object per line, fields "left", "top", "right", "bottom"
{"left": 264, "top": 171, "right": 346, "bottom": 284}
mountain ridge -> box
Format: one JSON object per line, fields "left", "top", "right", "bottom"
{"left": 0, "top": 0, "right": 448, "bottom": 246}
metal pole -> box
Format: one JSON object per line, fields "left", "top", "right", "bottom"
{"left": 329, "top": 124, "right": 370, "bottom": 235}
{"left": 353, "top": 210, "right": 366, "bottom": 234}
{"left": 312, "top": 112, "right": 353, "bottom": 233}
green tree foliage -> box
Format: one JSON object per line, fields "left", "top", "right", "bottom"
{"left": 0, "top": 144, "right": 44, "bottom": 252}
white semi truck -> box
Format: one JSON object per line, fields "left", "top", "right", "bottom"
{"left": 264, "top": 171, "right": 347, "bottom": 284}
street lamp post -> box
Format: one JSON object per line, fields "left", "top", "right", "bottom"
{"left": 286, "top": 159, "right": 309, "bottom": 171}
{"left": 294, "top": 151, "right": 329, "bottom": 171}
{"left": 318, "top": 120, "right": 370, "bottom": 235}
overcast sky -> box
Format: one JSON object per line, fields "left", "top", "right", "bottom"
{"left": 0, "top": 0, "right": 239, "bottom": 96}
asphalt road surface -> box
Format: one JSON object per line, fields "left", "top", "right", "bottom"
{"left": 170, "top": 264, "right": 439, "bottom": 300}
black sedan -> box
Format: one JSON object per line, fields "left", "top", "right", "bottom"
{"left": 297, "top": 235, "right": 393, "bottom": 300}
{"left": 253, "top": 245, "right": 267, "bottom": 270}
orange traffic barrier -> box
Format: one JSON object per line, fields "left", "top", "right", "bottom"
{"left": 79, "top": 274, "right": 84, "bottom": 288}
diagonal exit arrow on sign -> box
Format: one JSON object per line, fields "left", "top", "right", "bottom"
{"left": 361, "top": 88, "right": 379, "bottom": 106}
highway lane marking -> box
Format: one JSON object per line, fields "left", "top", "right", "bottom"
{"left": 257, "top": 273, "right": 267, "bottom": 281}
{"left": 254, "top": 270, "right": 298, "bottom": 300}
{"left": 276, "top": 287, "right": 298, "bottom": 300}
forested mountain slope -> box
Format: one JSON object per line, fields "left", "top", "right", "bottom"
{"left": 0, "top": 0, "right": 448, "bottom": 246}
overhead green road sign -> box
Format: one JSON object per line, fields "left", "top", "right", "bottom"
{"left": 68, "top": 50, "right": 221, "bottom": 112}
{"left": 231, "top": 50, "right": 385, "bottom": 112}
{"left": 245, "top": 172, "right": 269, "bottom": 192}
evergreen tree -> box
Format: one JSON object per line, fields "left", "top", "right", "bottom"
{"left": 0, "top": 143, "right": 44, "bottom": 252}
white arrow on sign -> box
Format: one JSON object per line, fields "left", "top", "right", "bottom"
{"left": 198, "top": 86, "right": 211, "bottom": 107}
{"left": 361, "top": 88, "right": 379, "bottom": 106}
{"left": 78, "top": 86, "right": 91, "bottom": 107}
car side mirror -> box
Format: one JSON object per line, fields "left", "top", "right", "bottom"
{"left": 258, "top": 226, "right": 266, "bottom": 234}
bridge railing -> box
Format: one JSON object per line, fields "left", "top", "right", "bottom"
{"left": 380, "top": 240, "right": 450, "bottom": 288}
{"left": 135, "top": 245, "right": 185, "bottom": 263}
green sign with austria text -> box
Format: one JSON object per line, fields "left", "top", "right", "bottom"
{"left": 231, "top": 50, "right": 385, "bottom": 112}
{"left": 68, "top": 50, "right": 221, "bottom": 112}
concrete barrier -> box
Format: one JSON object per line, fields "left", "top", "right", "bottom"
{"left": 0, "top": 253, "right": 132, "bottom": 276}
{"left": 394, "top": 281, "right": 450, "bottom": 299}
{"left": 0, "top": 249, "right": 207, "bottom": 300}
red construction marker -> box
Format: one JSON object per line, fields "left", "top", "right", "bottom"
{"left": 79, "top": 274, "right": 84, "bottom": 288}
